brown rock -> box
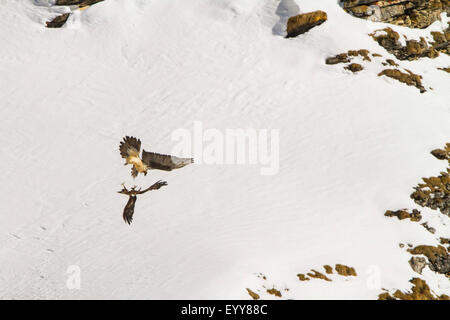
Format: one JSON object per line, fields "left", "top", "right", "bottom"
{"left": 325, "top": 53, "right": 350, "bottom": 65}
{"left": 307, "top": 269, "right": 332, "bottom": 281}
{"left": 340, "top": 0, "right": 450, "bottom": 29}
{"left": 297, "top": 273, "right": 310, "bottom": 281}
{"left": 378, "top": 68, "right": 426, "bottom": 93}
{"left": 385, "top": 59, "right": 399, "bottom": 67}
{"left": 335, "top": 264, "right": 357, "bottom": 276}
{"left": 408, "top": 256, "right": 427, "bottom": 274}
{"left": 411, "top": 146, "right": 450, "bottom": 217}
{"left": 266, "top": 288, "right": 282, "bottom": 297}
{"left": 246, "top": 288, "right": 260, "bottom": 300}
{"left": 323, "top": 265, "right": 333, "bottom": 274}
{"left": 384, "top": 209, "right": 422, "bottom": 222}
{"left": 379, "top": 278, "right": 450, "bottom": 300}
{"left": 345, "top": 63, "right": 364, "bottom": 73}
{"left": 409, "top": 245, "right": 450, "bottom": 274}
{"left": 371, "top": 27, "right": 448, "bottom": 60}
{"left": 286, "top": 11, "right": 328, "bottom": 38}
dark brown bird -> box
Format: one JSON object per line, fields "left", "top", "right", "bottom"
{"left": 119, "top": 136, "right": 194, "bottom": 178}
{"left": 118, "top": 180, "right": 168, "bottom": 224}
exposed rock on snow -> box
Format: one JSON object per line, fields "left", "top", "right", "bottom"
{"left": 307, "top": 269, "right": 332, "bottom": 281}
{"left": 325, "top": 53, "right": 351, "bottom": 65}
{"left": 297, "top": 273, "right": 310, "bottom": 281}
{"left": 421, "top": 222, "right": 436, "bottom": 234}
{"left": 441, "top": 238, "right": 450, "bottom": 249}
{"left": 438, "top": 67, "right": 450, "bottom": 72}
{"left": 384, "top": 208, "right": 422, "bottom": 221}
{"left": 286, "top": 10, "right": 327, "bottom": 38}
{"left": 408, "top": 256, "right": 427, "bottom": 274}
{"left": 370, "top": 28, "right": 448, "bottom": 61}
{"left": 382, "top": 144, "right": 450, "bottom": 297}
{"left": 379, "top": 278, "right": 450, "bottom": 300}
{"left": 383, "top": 58, "right": 399, "bottom": 66}
{"left": 266, "top": 288, "right": 282, "bottom": 297}
{"left": 298, "top": 264, "right": 356, "bottom": 282}
{"left": 246, "top": 288, "right": 260, "bottom": 300}
{"left": 252, "top": 264, "right": 359, "bottom": 299}
{"left": 411, "top": 145, "right": 450, "bottom": 216}
{"left": 345, "top": 63, "right": 364, "bottom": 72}
{"left": 325, "top": 49, "right": 372, "bottom": 64}
{"left": 335, "top": 264, "right": 357, "bottom": 276}
{"left": 323, "top": 265, "right": 333, "bottom": 274}
{"left": 431, "top": 144, "right": 450, "bottom": 160}
{"left": 378, "top": 68, "right": 426, "bottom": 93}
{"left": 339, "top": 0, "right": 450, "bottom": 29}
{"left": 409, "top": 245, "right": 450, "bottom": 275}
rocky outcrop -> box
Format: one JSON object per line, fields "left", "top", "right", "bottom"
{"left": 266, "top": 288, "right": 282, "bottom": 297}
{"left": 307, "top": 270, "right": 332, "bottom": 281}
{"left": 408, "top": 256, "right": 427, "bottom": 274}
{"left": 370, "top": 27, "right": 449, "bottom": 60}
{"left": 325, "top": 49, "right": 372, "bottom": 65}
{"left": 411, "top": 170, "right": 450, "bottom": 215}
{"left": 381, "top": 145, "right": 450, "bottom": 299}
{"left": 297, "top": 264, "right": 356, "bottom": 281}
{"left": 378, "top": 68, "right": 426, "bottom": 93}
{"left": 286, "top": 10, "right": 327, "bottom": 38}
{"left": 385, "top": 208, "right": 422, "bottom": 221}
{"left": 340, "top": 0, "right": 450, "bottom": 29}
{"left": 379, "top": 278, "right": 450, "bottom": 300}
{"left": 335, "top": 264, "right": 357, "bottom": 276}
{"left": 411, "top": 144, "right": 450, "bottom": 216}
{"left": 409, "top": 245, "right": 450, "bottom": 275}
{"left": 246, "top": 288, "right": 260, "bottom": 300}
{"left": 345, "top": 63, "right": 364, "bottom": 72}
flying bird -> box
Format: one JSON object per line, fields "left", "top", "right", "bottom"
{"left": 118, "top": 180, "right": 168, "bottom": 224}
{"left": 119, "top": 136, "right": 194, "bottom": 178}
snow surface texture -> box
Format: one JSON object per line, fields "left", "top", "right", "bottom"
{"left": 0, "top": 0, "right": 449, "bottom": 299}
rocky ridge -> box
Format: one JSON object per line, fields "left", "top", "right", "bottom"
{"left": 340, "top": 0, "right": 450, "bottom": 29}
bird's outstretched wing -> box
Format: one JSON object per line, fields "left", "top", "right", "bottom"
{"left": 119, "top": 136, "right": 141, "bottom": 160}
{"left": 118, "top": 181, "right": 168, "bottom": 225}
{"left": 123, "top": 195, "right": 137, "bottom": 225}
{"left": 142, "top": 150, "right": 193, "bottom": 171}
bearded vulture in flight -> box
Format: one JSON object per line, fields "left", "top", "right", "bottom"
{"left": 119, "top": 136, "right": 193, "bottom": 178}
{"left": 118, "top": 181, "right": 168, "bottom": 224}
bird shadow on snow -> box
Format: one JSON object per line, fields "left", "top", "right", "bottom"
{"left": 272, "top": 0, "right": 300, "bottom": 36}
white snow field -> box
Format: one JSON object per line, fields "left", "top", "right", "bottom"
{"left": 0, "top": 0, "right": 449, "bottom": 299}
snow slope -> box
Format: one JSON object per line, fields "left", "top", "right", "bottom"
{"left": 0, "top": 0, "right": 449, "bottom": 299}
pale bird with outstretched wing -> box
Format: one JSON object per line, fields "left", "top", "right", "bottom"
{"left": 119, "top": 136, "right": 193, "bottom": 178}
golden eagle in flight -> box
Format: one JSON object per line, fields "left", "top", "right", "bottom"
{"left": 119, "top": 136, "right": 193, "bottom": 178}
{"left": 118, "top": 181, "right": 168, "bottom": 224}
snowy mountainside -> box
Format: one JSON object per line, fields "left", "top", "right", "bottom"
{"left": 0, "top": 0, "right": 449, "bottom": 299}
